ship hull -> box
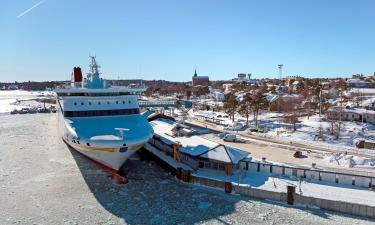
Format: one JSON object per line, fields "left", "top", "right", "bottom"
{"left": 58, "top": 106, "right": 153, "bottom": 173}
{"left": 64, "top": 138, "right": 144, "bottom": 173}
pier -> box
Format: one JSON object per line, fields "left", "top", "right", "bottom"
{"left": 143, "top": 117, "right": 375, "bottom": 219}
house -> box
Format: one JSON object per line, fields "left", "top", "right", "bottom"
{"left": 347, "top": 79, "right": 371, "bottom": 88}
{"left": 267, "top": 94, "right": 304, "bottom": 111}
{"left": 223, "top": 84, "right": 233, "bottom": 92}
{"left": 213, "top": 91, "right": 225, "bottom": 102}
{"left": 149, "top": 119, "right": 250, "bottom": 176}
{"left": 326, "top": 106, "right": 375, "bottom": 124}
{"left": 347, "top": 88, "right": 375, "bottom": 97}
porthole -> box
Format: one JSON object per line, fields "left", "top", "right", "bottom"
{"left": 81, "top": 102, "right": 84, "bottom": 105}
{"left": 74, "top": 102, "right": 77, "bottom": 105}
{"left": 123, "top": 101, "right": 125, "bottom": 104}
{"left": 128, "top": 101, "right": 131, "bottom": 104}
{"left": 116, "top": 101, "right": 118, "bottom": 104}
{"left": 89, "top": 102, "right": 92, "bottom": 105}
{"left": 107, "top": 101, "right": 110, "bottom": 104}
{"left": 98, "top": 102, "right": 101, "bottom": 105}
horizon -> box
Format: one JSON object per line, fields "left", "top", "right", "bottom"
{"left": 1, "top": 0, "right": 375, "bottom": 82}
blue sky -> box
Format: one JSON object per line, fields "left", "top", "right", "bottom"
{"left": 1, "top": 0, "right": 375, "bottom": 82}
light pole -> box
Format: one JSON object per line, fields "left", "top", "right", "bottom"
{"left": 278, "top": 64, "right": 283, "bottom": 82}
{"left": 277, "top": 64, "right": 283, "bottom": 129}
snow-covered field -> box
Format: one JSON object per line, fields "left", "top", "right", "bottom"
{"left": 191, "top": 110, "right": 375, "bottom": 151}
{"left": 0, "top": 90, "right": 54, "bottom": 113}
{"left": 323, "top": 152, "right": 375, "bottom": 169}
{"left": 268, "top": 114, "right": 375, "bottom": 148}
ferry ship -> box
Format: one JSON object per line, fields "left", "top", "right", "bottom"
{"left": 55, "top": 57, "right": 153, "bottom": 175}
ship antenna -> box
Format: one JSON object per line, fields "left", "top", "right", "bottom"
{"left": 89, "top": 55, "right": 101, "bottom": 75}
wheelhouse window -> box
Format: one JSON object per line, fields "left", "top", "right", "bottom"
{"left": 64, "top": 108, "right": 140, "bottom": 117}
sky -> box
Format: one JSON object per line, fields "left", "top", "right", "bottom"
{"left": 1, "top": 0, "right": 375, "bottom": 82}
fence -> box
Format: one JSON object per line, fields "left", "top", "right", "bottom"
{"left": 246, "top": 161, "right": 374, "bottom": 188}
{"left": 190, "top": 174, "right": 375, "bottom": 218}
{"left": 234, "top": 185, "right": 375, "bottom": 218}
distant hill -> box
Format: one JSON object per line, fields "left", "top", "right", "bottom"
{"left": 0, "top": 79, "right": 228, "bottom": 92}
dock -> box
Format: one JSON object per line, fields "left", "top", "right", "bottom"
{"left": 143, "top": 117, "right": 375, "bottom": 218}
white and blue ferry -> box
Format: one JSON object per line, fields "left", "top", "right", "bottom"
{"left": 55, "top": 56, "right": 153, "bottom": 174}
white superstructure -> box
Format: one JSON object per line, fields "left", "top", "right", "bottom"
{"left": 55, "top": 57, "right": 153, "bottom": 173}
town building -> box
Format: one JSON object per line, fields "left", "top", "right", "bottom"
{"left": 233, "top": 73, "right": 258, "bottom": 84}
{"left": 326, "top": 106, "right": 375, "bottom": 124}
{"left": 267, "top": 94, "right": 304, "bottom": 111}
{"left": 347, "top": 79, "right": 371, "bottom": 88}
{"left": 347, "top": 88, "right": 375, "bottom": 97}
{"left": 192, "top": 69, "right": 209, "bottom": 86}
{"left": 213, "top": 91, "right": 225, "bottom": 102}
{"left": 223, "top": 83, "right": 233, "bottom": 92}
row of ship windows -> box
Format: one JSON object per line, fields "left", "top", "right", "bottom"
{"left": 73, "top": 100, "right": 132, "bottom": 106}
{"left": 72, "top": 139, "right": 126, "bottom": 147}
{"left": 64, "top": 108, "right": 140, "bottom": 117}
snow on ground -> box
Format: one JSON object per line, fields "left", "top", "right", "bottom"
{"left": 323, "top": 152, "right": 375, "bottom": 169}
{"left": 265, "top": 114, "right": 375, "bottom": 151}
{"left": 196, "top": 170, "right": 375, "bottom": 207}
{"left": 192, "top": 110, "right": 375, "bottom": 152}
{"left": 0, "top": 90, "right": 54, "bottom": 113}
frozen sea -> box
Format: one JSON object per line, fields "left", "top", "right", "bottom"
{"left": 0, "top": 113, "right": 374, "bottom": 224}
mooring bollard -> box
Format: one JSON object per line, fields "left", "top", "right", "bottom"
{"left": 224, "top": 182, "right": 232, "bottom": 193}
{"left": 287, "top": 185, "right": 295, "bottom": 205}
{"left": 176, "top": 168, "right": 182, "bottom": 180}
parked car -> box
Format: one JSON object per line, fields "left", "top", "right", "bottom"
{"left": 223, "top": 134, "right": 237, "bottom": 142}
{"left": 293, "top": 151, "right": 302, "bottom": 158}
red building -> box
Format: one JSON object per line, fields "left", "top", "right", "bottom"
{"left": 192, "top": 69, "right": 209, "bottom": 86}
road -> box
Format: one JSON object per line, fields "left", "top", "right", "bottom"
{"left": 186, "top": 118, "right": 375, "bottom": 177}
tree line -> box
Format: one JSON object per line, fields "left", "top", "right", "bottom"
{"left": 223, "top": 90, "right": 268, "bottom": 127}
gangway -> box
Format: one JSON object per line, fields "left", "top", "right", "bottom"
{"left": 138, "top": 100, "right": 192, "bottom": 108}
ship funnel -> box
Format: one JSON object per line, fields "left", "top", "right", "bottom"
{"left": 72, "top": 67, "right": 83, "bottom": 82}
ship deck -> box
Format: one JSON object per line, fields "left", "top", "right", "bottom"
{"left": 66, "top": 114, "right": 153, "bottom": 145}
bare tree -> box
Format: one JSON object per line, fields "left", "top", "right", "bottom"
{"left": 251, "top": 91, "right": 268, "bottom": 127}
{"left": 238, "top": 93, "right": 253, "bottom": 127}
{"left": 224, "top": 92, "right": 238, "bottom": 122}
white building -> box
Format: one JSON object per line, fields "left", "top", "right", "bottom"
{"left": 214, "top": 91, "right": 225, "bottom": 102}
{"left": 347, "top": 79, "right": 371, "bottom": 88}
{"left": 223, "top": 84, "right": 233, "bottom": 92}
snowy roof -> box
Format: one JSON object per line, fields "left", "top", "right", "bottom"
{"left": 141, "top": 110, "right": 155, "bottom": 118}
{"left": 292, "top": 80, "right": 299, "bottom": 85}
{"left": 327, "top": 107, "right": 375, "bottom": 115}
{"left": 266, "top": 94, "right": 279, "bottom": 103}
{"left": 349, "top": 88, "right": 375, "bottom": 94}
{"left": 347, "top": 79, "right": 371, "bottom": 84}
{"left": 150, "top": 119, "right": 249, "bottom": 164}
{"left": 362, "top": 97, "right": 375, "bottom": 106}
